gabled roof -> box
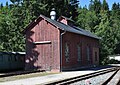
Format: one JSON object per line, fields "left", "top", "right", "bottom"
{"left": 40, "top": 15, "right": 100, "bottom": 39}
{"left": 24, "top": 14, "right": 100, "bottom": 40}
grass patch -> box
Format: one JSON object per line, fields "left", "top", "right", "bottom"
{"left": 0, "top": 72, "right": 58, "bottom": 82}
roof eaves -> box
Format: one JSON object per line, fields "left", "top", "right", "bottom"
{"left": 23, "top": 16, "right": 42, "bottom": 34}
{"left": 32, "top": 15, "right": 100, "bottom": 40}
{"left": 72, "top": 26, "right": 101, "bottom": 40}
{"left": 40, "top": 14, "right": 65, "bottom": 30}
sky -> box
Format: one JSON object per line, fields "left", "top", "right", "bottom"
{"left": 79, "top": 0, "right": 120, "bottom": 10}
{"left": 0, "top": 0, "right": 120, "bottom": 10}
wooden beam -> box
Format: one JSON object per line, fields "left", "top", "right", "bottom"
{"left": 33, "top": 41, "right": 51, "bottom": 44}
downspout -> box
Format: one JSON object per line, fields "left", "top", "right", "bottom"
{"left": 60, "top": 30, "right": 66, "bottom": 72}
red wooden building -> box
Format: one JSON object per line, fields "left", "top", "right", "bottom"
{"left": 24, "top": 14, "right": 100, "bottom": 72}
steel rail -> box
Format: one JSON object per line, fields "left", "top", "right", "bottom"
{"left": 101, "top": 69, "right": 119, "bottom": 85}
{"left": 46, "top": 67, "right": 118, "bottom": 85}
{"left": 117, "top": 78, "right": 120, "bottom": 85}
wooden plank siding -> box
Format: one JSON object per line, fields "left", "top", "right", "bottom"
{"left": 24, "top": 15, "right": 100, "bottom": 72}
{"left": 25, "top": 18, "right": 61, "bottom": 72}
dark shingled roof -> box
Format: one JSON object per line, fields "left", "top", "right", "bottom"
{"left": 40, "top": 15, "right": 100, "bottom": 39}
{"left": 24, "top": 14, "right": 100, "bottom": 39}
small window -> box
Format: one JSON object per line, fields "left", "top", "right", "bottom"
{"left": 0, "top": 54, "right": 3, "bottom": 61}
{"left": 7, "top": 54, "right": 12, "bottom": 62}
{"left": 65, "top": 43, "right": 70, "bottom": 63}
{"left": 3, "top": 54, "right": 9, "bottom": 62}
{"left": 20, "top": 56, "right": 24, "bottom": 62}
{"left": 14, "top": 55, "right": 17, "bottom": 61}
{"left": 87, "top": 46, "right": 90, "bottom": 61}
{"left": 95, "top": 52, "right": 98, "bottom": 61}
{"left": 77, "top": 45, "right": 81, "bottom": 62}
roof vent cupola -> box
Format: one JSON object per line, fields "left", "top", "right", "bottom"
{"left": 50, "top": 8, "right": 56, "bottom": 20}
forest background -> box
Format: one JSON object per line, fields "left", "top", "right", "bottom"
{"left": 0, "top": 0, "right": 120, "bottom": 64}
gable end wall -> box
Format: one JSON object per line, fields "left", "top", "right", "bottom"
{"left": 25, "top": 18, "right": 60, "bottom": 72}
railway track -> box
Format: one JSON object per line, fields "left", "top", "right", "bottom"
{"left": 46, "top": 67, "right": 120, "bottom": 85}
{"left": 0, "top": 70, "right": 45, "bottom": 77}
{"left": 101, "top": 68, "right": 120, "bottom": 85}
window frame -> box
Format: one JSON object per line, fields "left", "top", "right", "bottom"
{"left": 64, "top": 42, "right": 70, "bottom": 63}
{"left": 95, "top": 51, "right": 98, "bottom": 61}
{"left": 77, "top": 44, "right": 82, "bottom": 62}
{"left": 0, "top": 54, "right": 3, "bottom": 62}
{"left": 87, "top": 45, "right": 90, "bottom": 61}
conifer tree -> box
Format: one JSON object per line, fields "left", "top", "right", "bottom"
{"left": 111, "top": 2, "right": 120, "bottom": 54}
{"left": 0, "top": 3, "right": 3, "bottom": 9}
{"left": 92, "top": 0, "right": 101, "bottom": 15}
{"left": 0, "top": 0, "right": 79, "bottom": 52}
{"left": 102, "top": 0, "right": 109, "bottom": 11}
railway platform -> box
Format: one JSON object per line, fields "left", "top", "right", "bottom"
{"left": 0, "top": 66, "right": 117, "bottom": 85}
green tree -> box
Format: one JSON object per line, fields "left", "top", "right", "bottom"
{"left": 76, "top": 6, "right": 88, "bottom": 29}
{"left": 101, "top": 0, "right": 109, "bottom": 11}
{"left": 111, "top": 2, "right": 120, "bottom": 54}
{"left": 0, "top": 1, "right": 25, "bottom": 52}
{"left": 89, "top": 0, "right": 94, "bottom": 11}
{"left": 76, "top": 7, "right": 98, "bottom": 33}
{"left": 89, "top": 0, "right": 101, "bottom": 15}
{"left": 95, "top": 10, "right": 118, "bottom": 64}
{"left": 112, "top": 2, "right": 119, "bottom": 11}
{"left": 0, "top": 0, "right": 79, "bottom": 52}
{"left": 85, "top": 11, "right": 98, "bottom": 33}
{"left": 0, "top": 3, "right": 3, "bottom": 9}
{"left": 77, "top": 0, "right": 120, "bottom": 65}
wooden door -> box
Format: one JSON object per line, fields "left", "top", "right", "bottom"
{"left": 36, "top": 42, "right": 52, "bottom": 71}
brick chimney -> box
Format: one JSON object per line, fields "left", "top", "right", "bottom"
{"left": 58, "top": 16, "right": 74, "bottom": 26}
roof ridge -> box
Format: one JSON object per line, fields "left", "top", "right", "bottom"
{"left": 24, "top": 14, "right": 100, "bottom": 40}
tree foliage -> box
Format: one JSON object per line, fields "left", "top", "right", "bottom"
{"left": 0, "top": 0, "right": 79, "bottom": 52}
{"left": 77, "top": 0, "right": 120, "bottom": 65}
{"left": 0, "top": 0, "right": 120, "bottom": 65}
